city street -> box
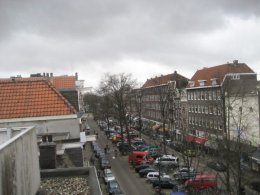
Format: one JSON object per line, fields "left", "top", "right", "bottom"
{"left": 86, "top": 118, "right": 161, "bottom": 195}
{"left": 86, "top": 117, "right": 260, "bottom": 195}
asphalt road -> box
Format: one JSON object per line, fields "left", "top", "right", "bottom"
{"left": 86, "top": 117, "right": 260, "bottom": 195}
{"left": 87, "top": 118, "right": 165, "bottom": 195}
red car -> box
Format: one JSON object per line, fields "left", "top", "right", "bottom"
{"left": 128, "top": 151, "right": 153, "bottom": 165}
{"left": 185, "top": 174, "right": 217, "bottom": 189}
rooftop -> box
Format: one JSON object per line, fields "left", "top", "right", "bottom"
{"left": 0, "top": 79, "right": 76, "bottom": 119}
{"left": 142, "top": 71, "right": 189, "bottom": 88}
{"left": 189, "top": 61, "right": 255, "bottom": 88}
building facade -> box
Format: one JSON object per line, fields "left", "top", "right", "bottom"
{"left": 186, "top": 61, "right": 259, "bottom": 147}
{"left": 141, "top": 71, "right": 189, "bottom": 135}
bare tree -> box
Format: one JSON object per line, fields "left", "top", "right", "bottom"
{"left": 132, "top": 88, "right": 143, "bottom": 138}
{"left": 99, "top": 73, "right": 137, "bottom": 155}
{"left": 157, "top": 84, "right": 169, "bottom": 155}
{"left": 83, "top": 93, "right": 100, "bottom": 117}
{"left": 100, "top": 94, "right": 115, "bottom": 133}
{"left": 217, "top": 73, "right": 258, "bottom": 194}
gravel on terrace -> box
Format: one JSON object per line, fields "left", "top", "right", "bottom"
{"left": 40, "top": 176, "right": 91, "bottom": 195}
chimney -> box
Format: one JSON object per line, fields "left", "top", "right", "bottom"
{"left": 39, "top": 135, "right": 56, "bottom": 169}
{"left": 48, "top": 135, "right": 53, "bottom": 142}
{"left": 233, "top": 60, "right": 239, "bottom": 65}
{"left": 43, "top": 72, "right": 46, "bottom": 77}
{"left": 50, "top": 73, "right": 53, "bottom": 77}
{"left": 42, "top": 135, "right": 47, "bottom": 142}
{"left": 75, "top": 72, "right": 78, "bottom": 80}
{"left": 47, "top": 73, "right": 49, "bottom": 77}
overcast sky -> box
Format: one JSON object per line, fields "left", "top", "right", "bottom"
{"left": 1, "top": 0, "right": 260, "bottom": 88}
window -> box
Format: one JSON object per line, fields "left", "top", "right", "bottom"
{"left": 195, "top": 105, "right": 198, "bottom": 113}
{"left": 214, "top": 120, "right": 218, "bottom": 129}
{"left": 199, "top": 80, "right": 206, "bottom": 86}
{"left": 201, "top": 91, "right": 205, "bottom": 100}
{"left": 205, "top": 106, "right": 208, "bottom": 114}
{"left": 206, "top": 120, "right": 209, "bottom": 128}
{"left": 209, "top": 91, "right": 212, "bottom": 100}
{"left": 205, "top": 91, "right": 208, "bottom": 100}
{"left": 189, "top": 81, "right": 195, "bottom": 87}
{"left": 212, "top": 90, "right": 216, "bottom": 100}
{"left": 209, "top": 106, "right": 213, "bottom": 114}
{"left": 218, "top": 107, "right": 221, "bottom": 115}
{"left": 198, "top": 91, "right": 201, "bottom": 100}
{"left": 199, "top": 118, "right": 202, "bottom": 126}
{"left": 213, "top": 106, "right": 217, "bottom": 115}
{"left": 231, "top": 74, "right": 240, "bottom": 80}
{"left": 211, "top": 78, "right": 217, "bottom": 86}
{"left": 216, "top": 89, "right": 221, "bottom": 100}
{"left": 210, "top": 119, "right": 213, "bottom": 129}
{"left": 194, "top": 92, "right": 197, "bottom": 100}
{"left": 198, "top": 105, "right": 201, "bottom": 113}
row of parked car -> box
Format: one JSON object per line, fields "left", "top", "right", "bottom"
{"left": 98, "top": 121, "right": 218, "bottom": 193}
{"left": 91, "top": 141, "right": 123, "bottom": 195}
{"left": 104, "top": 171, "right": 123, "bottom": 195}
{"left": 123, "top": 136, "right": 218, "bottom": 192}
{"left": 134, "top": 161, "right": 218, "bottom": 192}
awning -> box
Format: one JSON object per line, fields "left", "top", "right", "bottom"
{"left": 158, "top": 127, "right": 169, "bottom": 132}
{"left": 185, "top": 134, "right": 208, "bottom": 145}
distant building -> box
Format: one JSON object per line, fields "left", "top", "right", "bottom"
{"left": 30, "top": 72, "right": 85, "bottom": 112}
{"left": 141, "top": 71, "right": 189, "bottom": 136}
{"left": 186, "top": 60, "right": 259, "bottom": 147}
{"left": 0, "top": 78, "right": 80, "bottom": 141}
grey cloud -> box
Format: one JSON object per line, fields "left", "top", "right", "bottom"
{"left": 0, "top": 0, "right": 260, "bottom": 86}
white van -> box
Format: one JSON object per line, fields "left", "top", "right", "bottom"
{"left": 154, "top": 155, "right": 179, "bottom": 166}
{"left": 146, "top": 172, "right": 170, "bottom": 183}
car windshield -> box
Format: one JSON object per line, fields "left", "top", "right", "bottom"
{"left": 107, "top": 173, "right": 113, "bottom": 177}
{"left": 110, "top": 181, "right": 119, "bottom": 189}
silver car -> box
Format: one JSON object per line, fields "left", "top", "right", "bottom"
{"left": 103, "top": 169, "right": 115, "bottom": 184}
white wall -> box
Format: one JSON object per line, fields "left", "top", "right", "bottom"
{"left": 228, "top": 95, "right": 260, "bottom": 146}
{"left": 0, "top": 127, "right": 40, "bottom": 195}
{"left": 0, "top": 116, "right": 81, "bottom": 139}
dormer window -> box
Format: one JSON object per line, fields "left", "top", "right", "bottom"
{"left": 198, "top": 80, "right": 206, "bottom": 86}
{"left": 189, "top": 81, "right": 195, "bottom": 87}
{"left": 231, "top": 74, "right": 240, "bottom": 80}
{"left": 211, "top": 78, "right": 218, "bottom": 86}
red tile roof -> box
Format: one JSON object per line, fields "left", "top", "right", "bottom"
{"left": 6, "top": 75, "right": 77, "bottom": 90}
{"left": 142, "top": 71, "right": 188, "bottom": 88}
{"left": 189, "top": 62, "right": 255, "bottom": 87}
{"left": 50, "top": 76, "right": 76, "bottom": 90}
{"left": 0, "top": 79, "right": 77, "bottom": 119}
